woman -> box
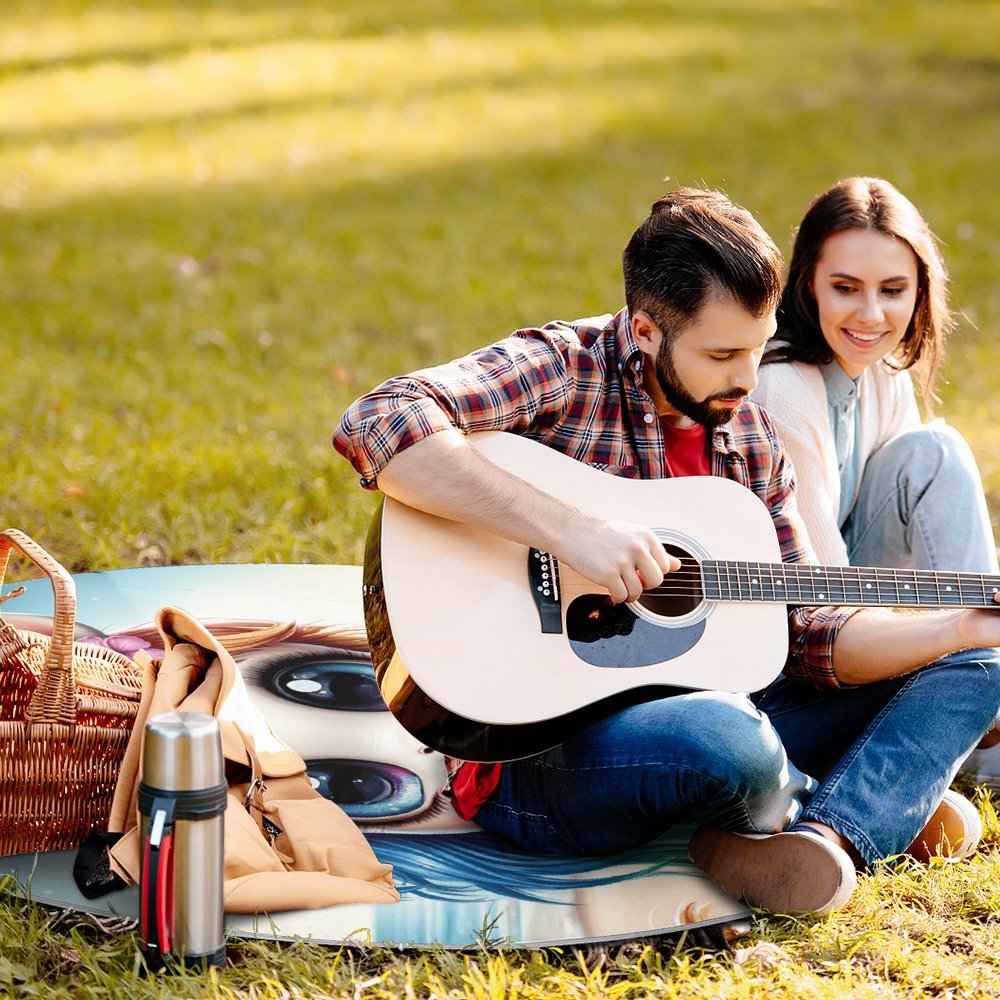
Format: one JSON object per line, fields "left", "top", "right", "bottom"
{"left": 753, "top": 176, "right": 1000, "bottom": 856}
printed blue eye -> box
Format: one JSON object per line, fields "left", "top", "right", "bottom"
{"left": 305, "top": 759, "right": 425, "bottom": 818}
{"left": 264, "top": 659, "right": 385, "bottom": 711}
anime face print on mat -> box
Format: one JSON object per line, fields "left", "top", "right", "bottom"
{"left": 236, "top": 625, "right": 466, "bottom": 832}
{"left": 79, "top": 616, "right": 469, "bottom": 833}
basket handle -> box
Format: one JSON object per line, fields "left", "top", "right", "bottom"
{"left": 0, "top": 528, "right": 78, "bottom": 728}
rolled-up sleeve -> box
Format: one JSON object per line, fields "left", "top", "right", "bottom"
{"left": 785, "top": 605, "right": 858, "bottom": 688}
{"left": 333, "top": 332, "right": 573, "bottom": 488}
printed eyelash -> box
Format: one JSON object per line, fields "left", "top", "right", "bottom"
{"left": 236, "top": 642, "right": 371, "bottom": 685}
{"left": 355, "top": 794, "right": 451, "bottom": 831}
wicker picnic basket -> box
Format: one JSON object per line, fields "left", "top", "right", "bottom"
{"left": 0, "top": 528, "right": 144, "bottom": 856}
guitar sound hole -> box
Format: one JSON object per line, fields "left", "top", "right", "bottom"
{"left": 636, "top": 544, "right": 703, "bottom": 618}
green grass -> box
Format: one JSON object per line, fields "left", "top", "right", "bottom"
{"left": 3, "top": 0, "right": 1000, "bottom": 995}
{"left": 3, "top": 789, "right": 1000, "bottom": 997}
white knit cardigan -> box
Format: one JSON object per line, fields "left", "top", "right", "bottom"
{"left": 752, "top": 359, "right": 921, "bottom": 566}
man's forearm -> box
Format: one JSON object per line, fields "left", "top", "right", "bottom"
{"left": 832, "top": 607, "right": 992, "bottom": 684}
{"left": 375, "top": 429, "right": 677, "bottom": 604}
{"left": 376, "top": 428, "right": 579, "bottom": 554}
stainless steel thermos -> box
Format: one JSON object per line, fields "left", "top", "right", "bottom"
{"left": 139, "top": 711, "right": 227, "bottom": 970}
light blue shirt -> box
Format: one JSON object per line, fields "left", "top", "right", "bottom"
{"left": 820, "top": 361, "right": 864, "bottom": 527}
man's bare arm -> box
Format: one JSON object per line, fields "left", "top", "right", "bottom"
{"left": 376, "top": 428, "right": 679, "bottom": 604}
{"left": 833, "top": 600, "right": 1000, "bottom": 684}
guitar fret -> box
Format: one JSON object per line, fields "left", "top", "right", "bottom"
{"left": 936, "top": 571, "right": 963, "bottom": 607}
{"left": 707, "top": 562, "right": 724, "bottom": 602}
{"left": 771, "top": 563, "right": 787, "bottom": 602}
{"left": 701, "top": 561, "right": 717, "bottom": 602}
{"left": 779, "top": 565, "right": 797, "bottom": 602}
{"left": 921, "top": 572, "right": 933, "bottom": 606}
{"left": 961, "top": 573, "right": 985, "bottom": 604}
{"left": 895, "top": 568, "right": 920, "bottom": 606}
{"left": 840, "top": 566, "right": 862, "bottom": 605}
{"left": 766, "top": 564, "right": 779, "bottom": 601}
{"left": 855, "top": 566, "right": 878, "bottom": 605}
{"left": 790, "top": 565, "right": 808, "bottom": 604}
{"left": 735, "top": 561, "right": 746, "bottom": 602}
{"left": 760, "top": 562, "right": 776, "bottom": 604}
{"left": 719, "top": 562, "right": 730, "bottom": 602}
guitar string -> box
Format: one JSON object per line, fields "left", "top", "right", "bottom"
{"left": 556, "top": 564, "right": 1000, "bottom": 605}
{"left": 643, "top": 573, "right": 1000, "bottom": 599}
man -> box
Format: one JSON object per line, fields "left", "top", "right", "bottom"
{"left": 333, "top": 188, "right": 1000, "bottom": 915}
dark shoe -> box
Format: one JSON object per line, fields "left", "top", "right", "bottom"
{"left": 688, "top": 827, "right": 857, "bottom": 915}
{"left": 906, "top": 789, "right": 982, "bottom": 862}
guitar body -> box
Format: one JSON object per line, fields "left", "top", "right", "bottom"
{"left": 364, "top": 432, "right": 789, "bottom": 761}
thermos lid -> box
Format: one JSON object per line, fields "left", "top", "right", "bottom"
{"left": 142, "top": 711, "right": 225, "bottom": 791}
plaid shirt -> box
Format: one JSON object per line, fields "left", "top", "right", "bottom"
{"left": 334, "top": 308, "right": 858, "bottom": 688}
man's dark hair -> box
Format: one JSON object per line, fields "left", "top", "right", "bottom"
{"left": 622, "top": 187, "right": 783, "bottom": 340}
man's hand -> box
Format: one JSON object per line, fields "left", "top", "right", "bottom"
{"left": 952, "top": 590, "right": 1000, "bottom": 649}
{"left": 555, "top": 515, "right": 681, "bottom": 604}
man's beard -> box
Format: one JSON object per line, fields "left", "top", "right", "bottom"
{"left": 654, "top": 339, "right": 748, "bottom": 429}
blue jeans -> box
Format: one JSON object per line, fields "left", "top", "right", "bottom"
{"left": 756, "top": 647, "right": 1000, "bottom": 865}
{"left": 843, "top": 423, "right": 999, "bottom": 574}
{"left": 475, "top": 655, "right": 1000, "bottom": 869}
{"left": 474, "top": 691, "right": 815, "bottom": 856}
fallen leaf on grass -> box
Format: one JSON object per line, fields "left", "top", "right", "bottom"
{"left": 732, "top": 942, "right": 793, "bottom": 968}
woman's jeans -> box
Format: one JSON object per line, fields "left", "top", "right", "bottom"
{"left": 476, "top": 649, "right": 1000, "bottom": 868}
{"left": 842, "top": 422, "right": 999, "bottom": 574}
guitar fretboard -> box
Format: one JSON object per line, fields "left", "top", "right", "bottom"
{"left": 700, "top": 561, "right": 1000, "bottom": 609}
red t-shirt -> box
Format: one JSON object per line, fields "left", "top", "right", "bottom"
{"left": 449, "top": 421, "right": 710, "bottom": 820}
{"left": 659, "top": 419, "right": 710, "bottom": 478}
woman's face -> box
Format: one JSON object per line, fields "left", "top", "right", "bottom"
{"left": 810, "top": 228, "right": 919, "bottom": 379}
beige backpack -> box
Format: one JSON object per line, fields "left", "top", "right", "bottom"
{"left": 104, "top": 607, "right": 399, "bottom": 914}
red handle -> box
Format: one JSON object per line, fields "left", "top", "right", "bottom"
{"left": 140, "top": 800, "right": 175, "bottom": 961}
{"left": 156, "top": 833, "right": 174, "bottom": 955}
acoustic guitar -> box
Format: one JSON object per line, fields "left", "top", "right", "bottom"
{"left": 362, "top": 431, "right": 1000, "bottom": 762}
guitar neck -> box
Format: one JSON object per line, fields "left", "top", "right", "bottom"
{"left": 701, "top": 561, "right": 1000, "bottom": 609}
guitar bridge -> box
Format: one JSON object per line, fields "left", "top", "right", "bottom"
{"left": 528, "top": 549, "right": 563, "bottom": 633}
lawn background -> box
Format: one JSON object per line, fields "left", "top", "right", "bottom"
{"left": 3, "top": 1, "right": 1000, "bottom": 996}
